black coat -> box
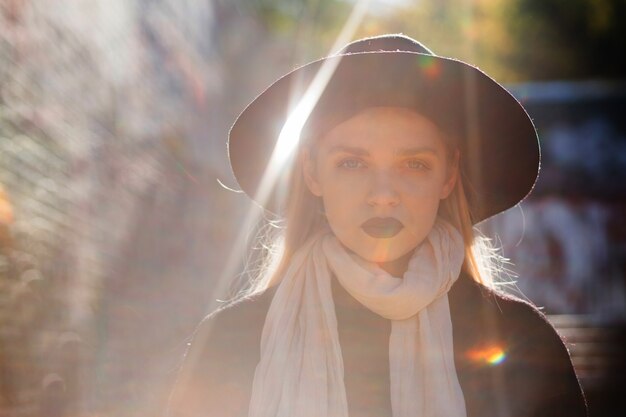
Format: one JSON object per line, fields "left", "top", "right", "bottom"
{"left": 168, "top": 273, "right": 587, "bottom": 417}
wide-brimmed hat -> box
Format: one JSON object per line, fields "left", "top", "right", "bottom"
{"left": 228, "top": 34, "right": 540, "bottom": 224}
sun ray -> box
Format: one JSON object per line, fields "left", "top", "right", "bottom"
{"left": 170, "top": 0, "right": 372, "bottom": 402}
{"left": 213, "top": 0, "right": 371, "bottom": 314}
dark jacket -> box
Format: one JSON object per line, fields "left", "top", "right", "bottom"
{"left": 168, "top": 273, "right": 587, "bottom": 417}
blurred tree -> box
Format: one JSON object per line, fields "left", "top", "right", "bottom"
{"left": 360, "top": 0, "right": 626, "bottom": 82}
{"left": 505, "top": 0, "right": 626, "bottom": 80}
{"left": 234, "top": 0, "right": 351, "bottom": 59}
{"left": 240, "top": 0, "right": 347, "bottom": 32}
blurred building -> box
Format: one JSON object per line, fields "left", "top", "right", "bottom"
{"left": 488, "top": 80, "right": 626, "bottom": 318}
{"left": 484, "top": 80, "right": 626, "bottom": 415}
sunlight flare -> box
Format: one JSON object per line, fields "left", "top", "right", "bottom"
{"left": 467, "top": 345, "right": 507, "bottom": 366}
{"left": 170, "top": 3, "right": 374, "bottom": 398}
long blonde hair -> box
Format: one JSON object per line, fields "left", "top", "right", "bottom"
{"left": 240, "top": 116, "right": 509, "bottom": 297}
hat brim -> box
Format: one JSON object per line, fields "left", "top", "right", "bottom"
{"left": 228, "top": 51, "right": 539, "bottom": 224}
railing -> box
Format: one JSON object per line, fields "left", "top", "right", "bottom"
{"left": 548, "top": 314, "right": 626, "bottom": 415}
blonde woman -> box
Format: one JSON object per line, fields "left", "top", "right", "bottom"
{"left": 168, "top": 35, "right": 587, "bottom": 417}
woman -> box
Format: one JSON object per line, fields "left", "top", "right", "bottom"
{"left": 168, "top": 35, "right": 587, "bottom": 417}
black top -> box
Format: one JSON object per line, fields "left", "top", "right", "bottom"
{"left": 168, "top": 273, "right": 587, "bottom": 417}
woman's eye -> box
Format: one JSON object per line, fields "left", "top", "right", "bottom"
{"left": 405, "top": 159, "right": 429, "bottom": 170}
{"left": 338, "top": 159, "right": 365, "bottom": 169}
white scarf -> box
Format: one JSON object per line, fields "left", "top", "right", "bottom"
{"left": 248, "top": 218, "right": 467, "bottom": 417}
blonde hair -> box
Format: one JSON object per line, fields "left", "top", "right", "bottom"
{"left": 240, "top": 115, "right": 510, "bottom": 297}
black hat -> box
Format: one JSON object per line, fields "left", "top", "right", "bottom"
{"left": 228, "top": 34, "right": 540, "bottom": 224}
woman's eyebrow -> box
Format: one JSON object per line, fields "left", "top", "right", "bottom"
{"left": 395, "top": 146, "right": 439, "bottom": 157}
{"left": 327, "top": 145, "right": 369, "bottom": 156}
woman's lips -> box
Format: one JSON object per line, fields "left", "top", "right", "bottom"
{"left": 361, "top": 217, "right": 404, "bottom": 238}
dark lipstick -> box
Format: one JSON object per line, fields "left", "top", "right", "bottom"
{"left": 361, "top": 217, "right": 403, "bottom": 238}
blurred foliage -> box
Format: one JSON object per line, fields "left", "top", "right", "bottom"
{"left": 504, "top": 0, "right": 626, "bottom": 80}
{"left": 242, "top": 0, "right": 626, "bottom": 82}
{"left": 240, "top": 0, "right": 349, "bottom": 33}
{"left": 235, "top": 0, "right": 352, "bottom": 59}
{"left": 369, "top": 0, "right": 626, "bottom": 81}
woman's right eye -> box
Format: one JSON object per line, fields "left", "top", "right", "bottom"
{"left": 337, "top": 158, "right": 365, "bottom": 169}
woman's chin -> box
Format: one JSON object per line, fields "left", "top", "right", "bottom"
{"left": 334, "top": 230, "right": 418, "bottom": 266}
{"left": 354, "top": 244, "right": 415, "bottom": 266}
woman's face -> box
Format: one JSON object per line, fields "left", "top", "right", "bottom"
{"left": 303, "top": 107, "right": 457, "bottom": 274}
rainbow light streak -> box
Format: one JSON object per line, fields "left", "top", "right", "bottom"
{"left": 467, "top": 345, "right": 507, "bottom": 366}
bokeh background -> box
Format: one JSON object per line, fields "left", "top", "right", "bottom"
{"left": 1, "top": 0, "right": 625, "bottom": 416}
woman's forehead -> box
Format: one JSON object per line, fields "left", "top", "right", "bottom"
{"left": 317, "top": 106, "right": 446, "bottom": 151}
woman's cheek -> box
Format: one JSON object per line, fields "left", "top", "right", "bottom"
{"left": 326, "top": 173, "right": 367, "bottom": 197}
{"left": 402, "top": 173, "right": 445, "bottom": 195}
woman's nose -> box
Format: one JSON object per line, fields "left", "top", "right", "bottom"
{"left": 366, "top": 172, "right": 400, "bottom": 207}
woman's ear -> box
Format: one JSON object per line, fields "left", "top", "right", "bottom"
{"left": 301, "top": 148, "right": 323, "bottom": 197}
{"left": 440, "top": 149, "right": 459, "bottom": 199}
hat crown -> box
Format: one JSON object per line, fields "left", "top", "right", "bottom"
{"left": 337, "top": 34, "right": 435, "bottom": 56}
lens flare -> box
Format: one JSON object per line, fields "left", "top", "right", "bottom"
{"left": 417, "top": 55, "right": 441, "bottom": 79}
{"left": 0, "top": 185, "right": 14, "bottom": 225}
{"left": 467, "top": 345, "right": 507, "bottom": 366}
{"left": 372, "top": 242, "right": 392, "bottom": 264}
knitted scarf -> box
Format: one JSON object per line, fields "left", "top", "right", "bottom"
{"left": 248, "top": 218, "right": 467, "bottom": 417}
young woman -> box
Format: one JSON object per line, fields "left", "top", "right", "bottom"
{"left": 168, "top": 35, "right": 587, "bottom": 417}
